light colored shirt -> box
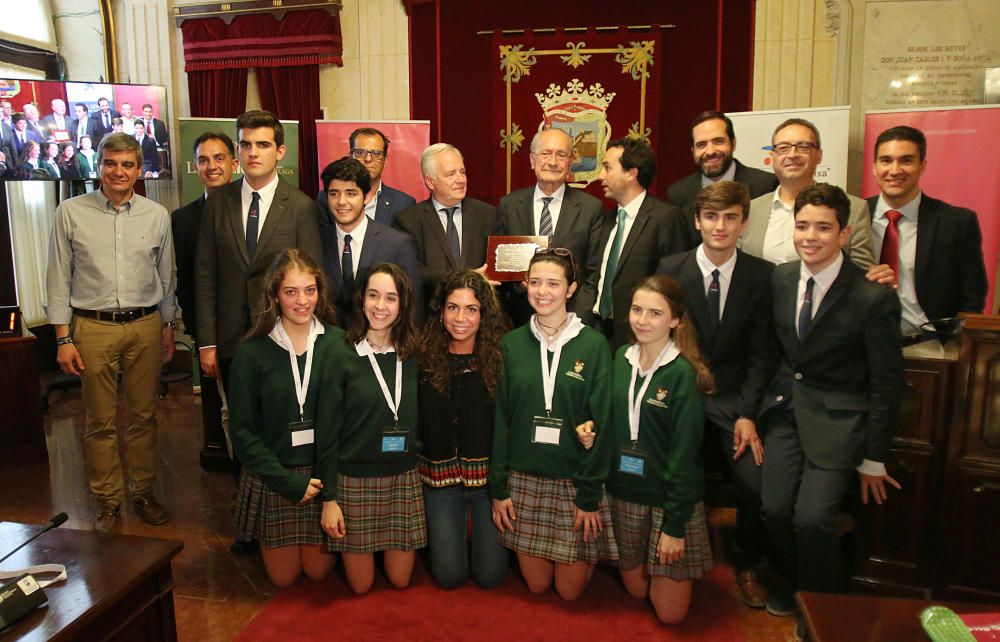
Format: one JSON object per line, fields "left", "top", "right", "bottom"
{"left": 695, "top": 243, "right": 737, "bottom": 319}
{"left": 701, "top": 160, "right": 737, "bottom": 187}
{"left": 533, "top": 183, "right": 566, "bottom": 234}
{"left": 592, "top": 190, "right": 646, "bottom": 316}
{"left": 432, "top": 197, "right": 463, "bottom": 254}
{"left": 240, "top": 174, "right": 280, "bottom": 241}
{"left": 121, "top": 117, "right": 135, "bottom": 136}
{"left": 46, "top": 189, "right": 175, "bottom": 324}
{"left": 762, "top": 189, "right": 798, "bottom": 265}
{"left": 871, "top": 192, "right": 927, "bottom": 334}
{"left": 364, "top": 182, "right": 382, "bottom": 220}
{"left": 336, "top": 212, "right": 369, "bottom": 277}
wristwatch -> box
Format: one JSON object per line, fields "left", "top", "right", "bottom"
{"left": 163, "top": 320, "right": 178, "bottom": 330}
{"left": 56, "top": 336, "right": 74, "bottom": 346}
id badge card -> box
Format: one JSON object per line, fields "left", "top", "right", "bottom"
{"left": 532, "top": 416, "right": 563, "bottom": 445}
{"left": 618, "top": 447, "right": 648, "bottom": 477}
{"left": 381, "top": 427, "right": 409, "bottom": 453}
{"left": 289, "top": 419, "right": 315, "bottom": 447}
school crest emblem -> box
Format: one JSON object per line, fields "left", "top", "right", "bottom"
{"left": 566, "top": 359, "right": 586, "bottom": 381}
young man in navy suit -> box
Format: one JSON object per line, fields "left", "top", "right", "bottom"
{"left": 759, "top": 183, "right": 902, "bottom": 617}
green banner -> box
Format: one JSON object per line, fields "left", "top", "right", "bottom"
{"left": 177, "top": 117, "right": 300, "bottom": 205}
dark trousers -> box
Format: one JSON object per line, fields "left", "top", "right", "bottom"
{"left": 760, "top": 405, "right": 853, "bottom": 593}
{"left": 217, "top": 357, "right": 242, "bottom": 484}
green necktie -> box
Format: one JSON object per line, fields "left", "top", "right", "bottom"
{"left": 599, "top": 208, "right": 627, "bottom": 319}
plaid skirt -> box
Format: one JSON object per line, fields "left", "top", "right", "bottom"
{"left": 325, "top": 468, "right": 428, "bottom": 554}
{"left": 233, "top": 466, "right": 325, "bottom": 548}
{"left": 610, "top": 496, "right": 714, "bottom": 580}
{"left": 498, "top": 471, "right": 619, "bottom": 565}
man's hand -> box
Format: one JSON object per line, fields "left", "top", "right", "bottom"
{"left": 859, "top": 471, "right": 902, "bottom": 505}
{"left": 162, "top": 325, "right": 175, "bottom": 363}
{"left": 200, "top": 346, "right": 220, "bottom": 378}
{"left": 866, "top": 263, "right": 897, "bottom": 288}
{"left": 57, "top": 343, "right": 86, "bottom": 376}
{"left": 474, "top": 263, "right": 502, "bottom": 287}
{"left": 733, "top": 417, "right": 763, "bottom": 466}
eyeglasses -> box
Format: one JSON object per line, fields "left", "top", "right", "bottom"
{"left": 772, "top": 141, "right": 819, "bottom": 155}
{"left": 533, "top": 247, "right": 577, "bottom": 281}
{"left": 350, "top": 148, "right": 386, "bottom": 161}
{"left": 532, "top": 150, "right": 571, "bottom": 161}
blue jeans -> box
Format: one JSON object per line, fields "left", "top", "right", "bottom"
{"left": 422, "top": 484, "right": 508, "bottom": 589}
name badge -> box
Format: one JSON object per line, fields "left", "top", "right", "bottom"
{"left": 381, "top": 428, "right": 408, "bottom": 453}
{"left": 618, "top": 447, "right": 647, "bottom": 477}
{"left": 532, "top": 416, "right": 563, "bottom": 445}
{"left": 289, "top": 420, "right": 314, "bottom": 447}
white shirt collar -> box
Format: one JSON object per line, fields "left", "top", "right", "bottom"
{"left": 534, "top": 182, "right": 566, "bottom": 204}
{"left": 695, "top": 244, "right": 737, "bottom": 280}
{"left": 431, "top": 197, "right": 460, "bottom": 213}
{"left": 618, "top": 190, "right": 647, "bottom": 218}
{"left": 799, "top": 250, "right": 844, "bottom": 290}
{"left": 529, "top": 313, "right": 584, "bottom": 351}
{"left": 241, "top": 172, "right": 280, "bottom": 201}
{"left": 701, "top": 161, "right": 737, "bottom": 187}
{"left": 268, "top": 317, "right": 325, "bottom": 351}
{"left": 337, "top": 211, "right": 369, "bottom": 245}
{"left": 624, "top": 340, "right": 681, "bottom": 377}
{"left": 874, "top": 191, "right": 921, "bottom": 223}
{"left": 354, "top": 337, "right": 397, "bottom": 356}
{"left": 770, "top": 187, "right": 794, "bottom": 212}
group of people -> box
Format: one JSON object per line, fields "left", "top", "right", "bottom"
{"left": 45, "top": 106, "right": 989, "bottom": 627}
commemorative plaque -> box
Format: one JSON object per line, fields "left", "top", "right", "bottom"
{"left": 485, "top": 236, "right": 549, "bottom": 282}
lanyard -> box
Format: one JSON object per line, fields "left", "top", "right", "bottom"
{"left": 275, "top": 321, "right": 318, "bottom": 421}
{"left": 539, "top": 336, "right": 565, "bottom": 417}
{"left": 627, "top": 342, "right": 672, "bottom": 443}
{"left": 366, "top": 349, "right": 403, "bottom": 424}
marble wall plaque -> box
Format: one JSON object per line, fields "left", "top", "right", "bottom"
{"left": 863, "top": 0, "right": 1000, "bottom": 109}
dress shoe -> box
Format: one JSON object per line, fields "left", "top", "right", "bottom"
{"left": 736, "top": 568, "right": 768, "bottom": 608}
{"left": 766, "top": 587, "right": 797, "bottom": 617}
{"left": 230, "top": 538, "right": 259, "bottom": 555}
{"left": 132, "top": 494, "right": 168, "bottom": 525}
{"left": 94, "top": 506, "right": 121, "bottom": 533}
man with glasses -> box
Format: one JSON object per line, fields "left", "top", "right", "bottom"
{"left": 742, "top": 118, "right": 875, "bottom": 269}
{"left": 317, "top": 127, "right": 415, "bottom": 227}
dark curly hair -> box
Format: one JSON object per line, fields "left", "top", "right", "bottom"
{"left": 421, "top": 270, "right": 509, "bottom": 398}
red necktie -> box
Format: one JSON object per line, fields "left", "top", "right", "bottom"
{"left": 880, "top": 209, "right": 902, "bottom": 273}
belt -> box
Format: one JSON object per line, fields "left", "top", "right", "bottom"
{"left": 74, "top": 305, "right": 158, "bottom": 323}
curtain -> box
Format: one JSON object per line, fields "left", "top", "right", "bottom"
{"left": 7, "top": 182, "right": 57, "bottom": 326}
{"left": 255, "top": 65, "right": 322, "bottom": 197}
{"left": 187, "top": 69, "right": 249, "bottom": 119}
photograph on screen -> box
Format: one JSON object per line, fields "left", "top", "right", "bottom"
{"left": 1, "top": 78, "right": 170, "bottom": 181}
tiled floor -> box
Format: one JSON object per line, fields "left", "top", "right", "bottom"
{"left": 1, "top": 379, "right": 797, "bottom": 641}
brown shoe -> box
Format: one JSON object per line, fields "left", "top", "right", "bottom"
{"left": 94, "top": 506, "right": 121, "bottom": 533}
{"left": 132, "top": 494, "right": 168, "bottom": 525}
{"left": 736, "top": 568, "right": 768, "bottom": 608}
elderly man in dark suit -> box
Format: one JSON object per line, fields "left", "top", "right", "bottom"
{"left": 866, "top": 125, "right": 988, "bottom": 337}
{"left": 667, "top": 111, "right": 778, "bottom": 247}
{"left": 393, "top": 143, "right": 500, "bottom": 307}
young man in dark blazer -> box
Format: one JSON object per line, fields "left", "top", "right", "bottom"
{"left": 759, "top": 183, "right": 902, "bottom": 616}
{"left": 656, "top": 180, "right": 777, "bottom": 609}
{"left": 497, "top": 127, "right": 604, "bottom": 326}
{"left": 575, "top": 137, "right": 688, "bottom": 349}
{"left": 866, "top": 125, "right": 988, "bottom": 336}
{"left": 318, "top": 156, "right": 421, "bottom": 329}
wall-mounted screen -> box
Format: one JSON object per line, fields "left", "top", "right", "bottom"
{"left": 0, "top": 78, "right": 171, "bottom": 181}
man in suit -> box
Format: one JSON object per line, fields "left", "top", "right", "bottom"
{"left": 667, "top": 111, "right": 778, "bottom": 247}
{"left": 141, "top": 104, "right": 168, "bottom": 147}
{"left": 11, "top": 113, "right": 43, "bottom": 164}
{"left": 576, "top": 137, "right": 688, "bottom": 349}
{"left": 0, "top": 100, "right": 12, "bottom": 132}
{"left": 71, "top": 103, "right": 98, "bottom": 148}
{"left": 656, "top": 180, "right": 777, "bottom": 609}
{"left": 21, "top": 103, "right": 46, "bottom": 142}
{"left": 316, "top": 127, "right": 416, "bottom": 228}
{"left": 393, "top": 143, "right": 500, "bottom": 307}
{"left": 867, "top": 125, "right": 988, "bottom": 335}
{"left": 742, "top": 118, "right": 875, "bottom": 270}
{"left": 90, "top": 97, "right": 120, "bottom": 145}
{"left": 41, "top": 98, "right": 71, "bottom": 141}
{"left": 497, "top": 127, "right": 604, "bottom": 326}
{"left": 759, "top": 183, "right": 902, "bottom": 616}
{"left": 0, "top": 101, "right": 14, "bottom": 176}
{"left": 133, "top": 120, "right": 160, "bottom": 175}
{"left": 319, "top": 156, "right": 421, "bottom": 328}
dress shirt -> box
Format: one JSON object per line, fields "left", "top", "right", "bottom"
{"left": 240, "top": 174, "right": 280, "bottom": 242}
{"left": 700, "top": 161, "right": 737, "bottom": 187}
{"left": 432, "top": 197, "right": 463, "bottom": 255}
{"left": 533, "top": 183, "right": 566, "bottom": 234}
{"left": 52, "top": 114, "right": 66, "bottom": 130}
{"left": 122, "top": 118, "right": 135, "bottom": 136}
{"left": 76, "top": 120, "right": 87, "bottom": 143}
{"left": 695, "top": 244, "right": 737, "bottom": 318}
{"left": 762, "top": 189, "right": 798, "bottom": 265}
{"left": 363, "top": 182, "right": 382, "bottom": 220}
{"left": 796, "top": 250, "right": 842, "bottom": 329}
{"left": 336, "top": 213, "right": 369, "bottom": 277}
{"left": 592, "top": 190, "right": 646, "bottom": 315}
{"left": 46, "top": 189, "right": 176, "bottom": 325}
{"left": 871, "top": 192, "right": 926, "bottom": 333}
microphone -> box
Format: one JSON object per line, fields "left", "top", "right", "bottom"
{"left": 0, "top": 513, "right": 67, "bottom": 629}
{"left": 0, "top": 513, "right": 69, "bottom": 565}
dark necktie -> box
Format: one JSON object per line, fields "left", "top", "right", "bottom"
{"left": 880, "top": 209, "right": 902, "bottom": 274}
{"left": 798, "top": 277, "right": 815, "bottom": 339}
{"left": 103, "top": 113, "right": 109, "bottom": 129}
{"left": 245, "top": 191, "right": 261, "bottom": 257}
{"left": 707, "top": 268, "right": 721, "bottom": 340}
{"left": 342, "top": 234, "right": 355, "bottom": 295}
{"left": 599, "top": 208, "right": 627, "bottom": 319}
{"left": 538, "top": 196, "right": 553, "bottom": 237}
{"left": 444, "top": 207, "right": 460, "bottom": 263}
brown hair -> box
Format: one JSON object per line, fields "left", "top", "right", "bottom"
{"left": 422, "top": 270, "right": 509, "bottom": 397}
{"left": 244, "top": 249, "right": 337, "bottom": 341}
{"left": 347, "top": 263, "right": 421, "bottom": 360}
{"left": 628, "top": 275, "right": 714, "bottom": 394}
{"left": 694, "top": 180, "right": 750, "bottom": 221}
{"left": 236, "top": 109, "right": 284, "bottom": 147}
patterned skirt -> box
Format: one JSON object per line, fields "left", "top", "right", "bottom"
{"left": 233, "top": 466, "right": 325, "bottom": 548}
{"left": 497, "top": 470, "right": 619, "bottom": 565}
{"left": 325, "top": 468, "right": 428, "bottom": 554}
{"left": 610, "top": 496, "right": 714, "bottom": 580}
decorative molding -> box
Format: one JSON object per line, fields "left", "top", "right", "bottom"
{"left": 172, "top": 0, "right": 342, "bottom": 26}
{"left": 825, "top": 0, "right": 842, "bottom": 38}
{"left": 99, "top": 0, "right": 118, "bottom": 81}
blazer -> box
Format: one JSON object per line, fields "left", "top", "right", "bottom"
{"left": 172, "top": 195, "right": 206, "bottom": 342}
{"left": 41, "top": 114, "right": 71, "bottom": 138}
{"left": 141, "top": 118, "right": 169, "bottom": 146}
{"left": 867, "top": 194, "right": 988, "bottom": 320}
{"left": 576, "top": 194, "right": 688, "bottom": 348}
{"left": 319, "top": 216, "right": 422, "bottom": 328}
{"left": 657, "top": 248, "right": 777, "bottom": 422}
{"left": 11, "top": 129, "right": 43, "bottom": 162}
{"left": 667, "top": 159, "right": 779, "bottom": 248}
{"left": 90, "top": 109, "right": 121, "bottom": 142}
{"left": 392, "top": 197, "right": 500, "bottom": 304}
{"left": 137, "top": 135, "right": 159, "bottom": 172}
{"left": 315, "top": 182, "right": 416, "bottom": 228}
{"left": 195, "top": 178, "right": 324, "bottom": 359}
{"left": 70, "top": 117, "right": 99, "bottom": 146}
{"left": 759, "top": 257, "right": 902, "bottom": 470}
{"left": 743, "top": 190, "right": 876, "bottom": 269}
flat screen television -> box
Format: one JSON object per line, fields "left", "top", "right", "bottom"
{"left": 0, "top": 78, "right": 171, "bottom": 181}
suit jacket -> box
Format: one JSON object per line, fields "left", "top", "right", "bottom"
{"left": 25, "top": 120, "right": 45, "bottom": 142}
{"left": 657, "top": 248, "right": 777, "bottom": 422}
{"left": 41, "top": 114, "right": 71, "bottom": 139}
{"left": 137, "top": 135, "right": 159, "bottom": 172}
{"left": 392, "top": 197, "right": 500, "bottom": 304}
{"left": 576, "top": 194, "right": 688, "bottom": 348}
{"left": 867, "top": 194, "right": 988, "bottom": 320}
{"left": 11, "top": 130, "right": 43, "bottom": 163}
{"left": 315, "top": 182, "right": 416, "bottom": 228}
{"left": 743, "top": 190, "right": 876, "bottom": 269}
{"left": 319, "top": 217, "right": 422, "bottom": 329}
{"left": 90, "top": 109, "right": 121, "bottom": 142}
{"left": 70, "top": 117, "right": 99, "bottom": 147}
{"left": 195, "top": 178, "right": 324, "bottom": 359}
{"left": 172, "top": 195, "right": 206, "bottom": 342}
{"left": 141, "top": 118, "right": 169, "bottom": 146}
{"left": 498, "top": 184, "right": 605, "bottom": 326}
{"left": 760, "top": 257, "right": 902, "bottom": 470}
{"left": 0, "top": 122, "right": 15, "bottom": 176}
{"left": 667, "top": 159, "right": 779, "bottom": 248}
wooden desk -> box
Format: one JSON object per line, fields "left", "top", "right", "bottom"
{"left": 797, "top": 591, "right": 999, "bottom": 642}
{"left": 0, "top": 522, "right": 183, "bottom": 641}
{"left": 0, "top": 328, "right": 45, "bottom": 467}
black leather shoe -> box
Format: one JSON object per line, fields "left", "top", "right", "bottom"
{"left": 766, "top": 588, "right": 797, "bottom": 617}
{"left": 230, "top": 538, "right": 259, "bottom": 555}
{"left": 132, "top": 494, "right": 168, "bottom": 525}
{"left": 95, "top": 506, "right": 121, "bottom": 533}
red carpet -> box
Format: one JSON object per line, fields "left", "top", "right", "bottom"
{"left": 237, "top": 561, "right": 745, "bottom": 641}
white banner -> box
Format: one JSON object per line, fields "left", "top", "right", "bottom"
{"left": 727, "top": 106, "right": 852, "bottom": 189}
